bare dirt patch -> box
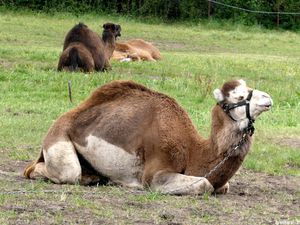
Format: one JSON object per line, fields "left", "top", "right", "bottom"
{"left": 154, "top": 40, "right": 229, "bottom": 53}
{"left": 0, "top": 59, "right": 15, "bottom": 69}
{"left": 274, "top": 136, "right": 300, "bottom": 149}
{"left": 0, "top": 159, "right": 299, "bottom": 225}
{"left": 155, "top": 41, "right": 187, "bottom": 51}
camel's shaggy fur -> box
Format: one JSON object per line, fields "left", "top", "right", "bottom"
{"left": 57, "top": 22, "right": 121, "bottom": 72}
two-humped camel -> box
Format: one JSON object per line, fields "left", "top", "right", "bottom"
{"left": 24, "top": 79, "right": 272, "bottom": 195}
{"left": 57, "top": 22, "right": 121, "bottom": 72}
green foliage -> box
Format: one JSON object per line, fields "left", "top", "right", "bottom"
{"left": 1, "top": 0, "right": 300, "bottom": 29}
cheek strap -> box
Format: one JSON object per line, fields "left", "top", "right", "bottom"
{"left": 218, "top": 90, "right": 255, "bottom": 136}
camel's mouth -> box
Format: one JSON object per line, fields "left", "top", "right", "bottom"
{"left": 258, "top": 103, "right": 272, "bottom": 111}
{"left": 257, "top": 97, "right": 273, "bottom": 111}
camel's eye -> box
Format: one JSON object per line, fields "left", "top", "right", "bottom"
{"left": 238, "top": 96, "right": 244, "bottom": 101}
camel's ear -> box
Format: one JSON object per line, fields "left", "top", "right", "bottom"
{"left": 213, "top": 88, "right": 224, "bottom": 102}
{"left": 238, "top": 79, "right": 246, "bottom": 86}
{"left": 111, "top": 24, "right": 116, "bottom": 30}
{"left": 103, "top": 23, "right": 111, "bottom": 30}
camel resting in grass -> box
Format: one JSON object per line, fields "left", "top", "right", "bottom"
{"left": 24, "top": 79, "right": 272, "bottom": 195}
{"left": 112, "top": 39, "right": 161, "bottom": 62}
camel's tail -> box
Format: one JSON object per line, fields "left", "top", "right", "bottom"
{"left": 68, "top": 47, "right": 81, "bottom": 71}
{"left": 23, "top": 149, "right": 44, "bottom": 179}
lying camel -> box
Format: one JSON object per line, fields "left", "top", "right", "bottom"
{"left": 57, "top": 22, "right": 121, "bottom": 72}
{"left": 112, "top": 39, "right": 161, "bottom": 62}
{"left": 24, "top": 79, "right": 272, "bottom": 195}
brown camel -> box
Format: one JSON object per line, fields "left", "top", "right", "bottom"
{"left": 57, "top": 22, "right": 121, "bottom": 72}
{"left": 24, "top": 79, "right": 272, "bottom": 195}
{"left": 112, "top": 39, "right": 161, "bottom": 62}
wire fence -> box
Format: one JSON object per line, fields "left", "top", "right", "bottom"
{"left": 207, "top": 0, "right": 300, "bottom": 29}
{"left": 208, "top": 0, "right": 300, "bottom": 15}
{"left": 2, "top": 0, "right": 300, "bottom": 28}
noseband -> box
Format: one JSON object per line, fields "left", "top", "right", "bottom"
{"left": 218, "top": 90, "right": 255, "bottom": 136}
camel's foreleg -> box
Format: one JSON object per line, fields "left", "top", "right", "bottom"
{"left": 214, "top": 182, "right": 230, "bottom": 194}
{"left": 150, "top": 170, "right": 214, "bottom": 195}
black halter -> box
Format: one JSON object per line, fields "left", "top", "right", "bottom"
{"left": 218, "top": 90, "right": 255, "bottom": 136}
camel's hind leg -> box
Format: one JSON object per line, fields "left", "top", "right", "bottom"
{"left": 31, "top": 141, "right": 82, "bottom": 184}
{"left": 139, "top": 51, "right": 156, "bottom": 61}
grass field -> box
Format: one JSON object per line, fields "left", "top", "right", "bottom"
{"left": 0, "top": 9, "right": 299, "bottom": 224}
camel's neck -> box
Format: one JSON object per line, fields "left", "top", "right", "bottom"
{"left": 102, "top": 31, "right": 116, "bottom": 59}
{"left": 186, "top": 105, "right": 252, "bottom": 189}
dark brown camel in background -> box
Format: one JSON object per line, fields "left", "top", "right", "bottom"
{"left": 57, "top": 22, "right": 121, "bottom": 72}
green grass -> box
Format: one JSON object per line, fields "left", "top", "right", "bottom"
{"left": 132, "top": 191, "right": 164, "bottom": 202}
{"left": 0, "top": 8, "right": 299, "bottom": 177}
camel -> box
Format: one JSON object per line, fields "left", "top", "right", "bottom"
{"left": 111, "top": 39, "right": 161, "bottom": 62}
{"left": 57, "top": 22, "right": 121, "bottom": 72}
{"left": 24, "top": 79, "right": 272, "bottom": 195}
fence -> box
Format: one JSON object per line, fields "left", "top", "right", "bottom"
{"left": 207, "top": 0, "right": 300, "bottom": 28}
{"left": 1, "top": 0, "right": 300, "bottom": 29}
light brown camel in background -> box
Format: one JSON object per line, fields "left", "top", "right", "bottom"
{"left": 112, "top": 39, "right": 161, "bottom": 62}
{"left": 57, "top": 22, "right": 121, "bottom": 72}
{"left": 24, "top": 79, "right": 272, "bottom": 195}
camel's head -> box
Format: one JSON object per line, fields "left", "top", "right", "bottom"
{"left": 102, "top": 23, "right": 122, "bottom": 39}
{"left": 213, "top": 79, "right": 273, "bottom": 125}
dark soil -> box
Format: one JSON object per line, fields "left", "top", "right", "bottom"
{"left": 0, "top": 159, "right": 299, "bottom": 225}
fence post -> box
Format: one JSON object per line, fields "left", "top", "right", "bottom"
{"left": 207, "top": 0, "right": 211, "bottom": 18}
{"left": 277, "top": 5, "right": 280, "bottom": 28}
{"left": 208, "top": 0, "right": 211, "bottom": 18}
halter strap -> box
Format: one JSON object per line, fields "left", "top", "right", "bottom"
{"left": 218, "top": 90, "right": 255, "bottom": 136}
